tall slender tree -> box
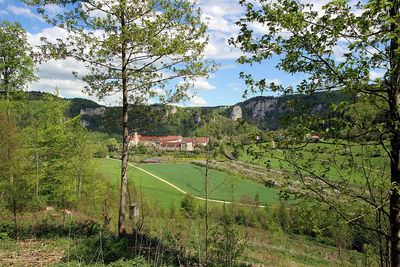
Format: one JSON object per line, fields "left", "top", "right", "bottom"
{"left": 0, "top": 105, "right": 32, "bottom": 234}
{"left": 231, "top": 0, "right": 400, "bottom": 264}
{"left": 25, "top": 0, "right": 216, "bottom": 235}
{"left": 0, "top": 20, "right": 37, "bottom": 120}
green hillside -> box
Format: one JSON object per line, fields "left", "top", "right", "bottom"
{"left": 96, "top": 158, "right": 280, "bottom": 206}
{"left": 22, "top": 90, "right": 355, "bottom": 136}
{"left": 138, "top": 163, "right": 280, "bottom": 204}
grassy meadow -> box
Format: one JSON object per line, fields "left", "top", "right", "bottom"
{"left": 240, "top": 141, "right": 389, "bottom": 185}
{"left": 96, "top": 158, "right": 184, "bottom": 208}
{"left": 96, "top": 158, "right": 280, "bottom": 207}
{"left": 138, "top": 162, "right": 280, "bottom": 204}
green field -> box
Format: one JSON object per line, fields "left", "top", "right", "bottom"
{"left": 96, "top": 158, "right": 280, "bottom": 208}
{"left": 138, "top": 163, "right": 280, "bottom": 204}
{"left": 240, "top": 141, "right": 390, "bottom": 185}
{"left": 96, "top": 158, "right": 184, "bottom": 208}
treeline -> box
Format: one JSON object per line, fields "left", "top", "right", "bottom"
{"left": 21, "top": 91, "right": 260, "bottom": 138}
{"left": 0, "top": 95, "right": 111, "bottom": 233}
{"left": 22, "top": 91, "right": 359, "bottom": 138}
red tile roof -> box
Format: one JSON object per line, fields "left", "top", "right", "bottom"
{"left": 130, "top": 134, "right": 208, "bottom": 147}
{"left": 159, "top": 136, "right": 182, "bottom": 142}
{"left": 139, "top": 136, "right": 158, "bottom": 141}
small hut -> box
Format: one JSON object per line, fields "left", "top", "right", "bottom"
{"left": 129, "top": 202, "right": 139, "bottom": 219}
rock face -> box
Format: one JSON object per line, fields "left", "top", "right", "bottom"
{"left": 194, "top": 112, "right": 202, "bottom": 124}
{"left": 170, "top": 106, "right": 177, "bottom": 114}
{"left": 81, "top": 119, "right": 90, "bottom": 127}
{"left": 230, "top": 105, "right": 242, "bottom": 121}
{"left": 79, "top": 107, "right": 105, "bottom": 116}
{"left": 245, "top": 98, "right": 278, "bottom": 120}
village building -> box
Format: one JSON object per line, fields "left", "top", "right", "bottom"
{"left": 128, "top": 131, "right": 208, "bottom": 152}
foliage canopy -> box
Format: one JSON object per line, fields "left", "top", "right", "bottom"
{"left": 231, "top": 0, "right": 400, "bottom": 265}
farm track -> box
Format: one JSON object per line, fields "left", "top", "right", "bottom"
{"left": 109, "top": 158, "right": 267, "bottom": 208}
{"left": 192, "top": 159, "right": 383, "bottom": 202}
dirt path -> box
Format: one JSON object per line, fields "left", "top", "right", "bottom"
{"left": 0, "top": 239, "right": 64, "bottom": 266}
{"left": 109, "top": 158, "right": 266, "bottom": 208}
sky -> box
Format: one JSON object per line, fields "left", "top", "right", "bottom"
{"left": 1, "top": 0, "right": 309, "bottom": 107}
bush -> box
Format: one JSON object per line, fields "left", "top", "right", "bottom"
{"left": 26, "top": 196, "right": 48, "bottom": 212}
{"left": 180, "top": 194, "right": 198, "bottom": 217}
{"left": 208, "top": 218, "right": 247, "bottom": 266}
{"left": 0, "top": 221, "right": 14, "bottom": 237}
{"left": 274, "top": 200, "right": 290, "bottom": 232}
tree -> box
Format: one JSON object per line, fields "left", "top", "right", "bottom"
{"left": 231, "top": 0, "right": 400, "bottom": 265}
{"left": 180, "top": 193, "right": 198, "bottom": 217}
{"left": 25, "top": 0, "right": 216, "bottom": 235}
{"left": 0, "top": 20, "right": 37, "bottom": 120}
{"left": 0, "top": 21, "right": 37, "bottom": 230}
{"left": 0, "top": 104, "right": 32, "bottom": 234}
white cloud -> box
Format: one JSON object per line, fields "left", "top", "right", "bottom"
{"left": 189, "top": 95, "right": 208, "bottom": 106}
{"left": 179, "top": 78, "right": 216, "bottom": 92}
{"left": 332, "top": 43, "right": 350, "bottom": 62}
{"left": 220, "top": 63, "right": 237, "bottom": 70}
{"left": 0, "top": 10, "right": 8, "bottom": 16}
{"left": 233, "top": 87, "right": 240, "bottom": 91}
{"left": 300, "top": 0, "right": 329, "bottom": 17}
{"left": 190, "top": 79, "right": 216, "bottom": 92}
{"left": 265, "top": 78, "right": 282, "bottom": 85}
{"left": 204, "top": 37, "right": 243, "bottom": 60}
{"left": 29, "top": 78, "right": 85, "bottom": 96}
{"left": 43, "top": 4, "right": 63, "bottom": 16}
{"left": 370, "top": 70, "right": 384, "bottom": 80}
{"left": 27, "top": 27, "right": 69, "bottom": 46}
{"left": 196, "top": 0, "right": 245, "bottom": 60}
{"left": 7, "top": 5, "right": 43, "bottom": 21}
{"left": 37, "top": 59, "right": 88, "bottom": 80}
{"left": 201, "top": 13, "right": 238, "bottom": 33}
{"left": 26, "top": 26, "right": 93, "bottom": 102}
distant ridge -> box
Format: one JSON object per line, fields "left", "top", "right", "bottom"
{"left": 23, "top": 90, "right": 352, "bottom": 135}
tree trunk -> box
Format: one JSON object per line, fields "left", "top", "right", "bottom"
{"left": 4, "top": 66, "right": 11, "bottom": 123}
{"left": 204, "top": 131, "right": 210, "bottom": 265}
{"left": 389, "top": 1, "right": 400, "bottom": 266}
{"left": 4, "top": 67, "right": 13, "bottom": 184}
{"left": 118, "top": 0, "right": 128, "bottom": 236}
{"left": 13, "top": 197, "right": 17, "bottom": 236}
{"left": 389, "top": 139, "right": 400, "bottom": 266}
{"left": 205, "top": 155, "right": 209, "bottom": 265}
{"left": 35, "top": 152, "right": 39, "bottom": 197}
{"left": 78, "top": 166, "right": 82, "bottom": 199}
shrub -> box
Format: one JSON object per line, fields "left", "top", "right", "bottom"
{"left": 180, "top": 194, "right": 198, "bottom": 218}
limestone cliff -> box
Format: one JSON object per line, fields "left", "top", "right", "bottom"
{"left": 244, "top": 98, "right": 278, "bottom": 120}
{"left": 79, "top": 107, "right": 106, "bottom": 116}
{"left": 230, "top": 105, "right": 242, "bottom": 121}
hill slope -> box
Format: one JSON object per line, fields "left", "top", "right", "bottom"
{"left": 24, "top": 90, "right": 351, "bottom": 135}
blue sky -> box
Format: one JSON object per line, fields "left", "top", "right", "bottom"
{"left": 1, "top": 0, "right": 307, "bottom": 107}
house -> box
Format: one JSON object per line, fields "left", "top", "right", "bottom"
{"left": 129, "top": 131, "right": 208, "bottom": 152}
{"left": 310, "top": 136, "right": 320, "bottom": 142}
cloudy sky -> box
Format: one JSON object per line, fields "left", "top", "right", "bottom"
{"left": 1, "top": 0, "right": 306, "bottom": 107}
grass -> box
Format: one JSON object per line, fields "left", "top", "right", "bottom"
{"left": 96, "top": 158, "right": 280, "bottom": 207}
{"left": 240, "top": 141, "right": 390, "bottom": 186}
{"left": 138, "top": 163, "right": 280, "bottom": 204}
{"left": 245, "top": 229, "right": 364, "bottom": 266}
{"left": 96, "top": 159, "right": 184, "bottom": 208}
